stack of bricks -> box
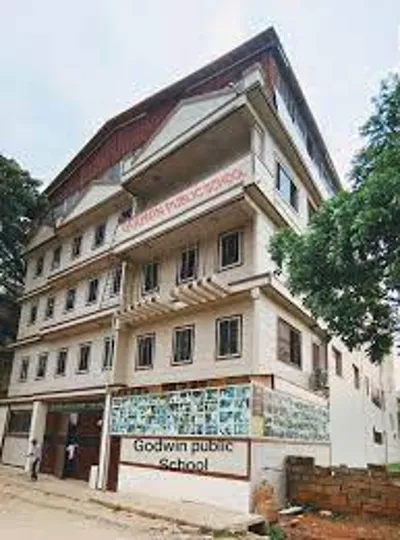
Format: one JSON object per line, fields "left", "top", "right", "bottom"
{"left": 286, "top": 456, "right": 400, "bottom": 518}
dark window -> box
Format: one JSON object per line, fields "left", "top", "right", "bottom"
{"left": 219, "top": 231, "right": 241, "bottom": 269}
{"left": 278, "top": 318, "right": 302, "bottom": 368}
{"left": 142, "top": 262, "right": 159, "bottom": 294}
{"left": 312, "top": 343, "right": 327, "bottom": 371}
{"left": 353, "top": 365, "right": 360, "bottom": 389}
{"left": 276, "top": 163, "right": 298, "bottom": 211}
{"left": 19, "top": 357, "right": 30, "bottom": 382}
{"left": 93, "top": 222, "right": 106, "bottom": 248}
{"left": 111, "top": 267, "right": 122, "bottom": 296}
{"left": 56, "top": 349, "right": 68, "bottom": 376}
{"left": 102, "top": 336, "right": 115, "bottom": 371}
{"left": 373, "top": 427, "right": 383, "bottom": 445}
{"left": 29, "top": 304, "right": 38, "bottom": 325}
{"left": 77, "top": 343, "right": 91, "bottom": 373}
{"left": 118, "top": 207, "right": 132, "bottom": 223}
{"left": 173, "top": 326, "right": 194, "bottom": 365}
{"left": 216, "top": 316, "right": 242, "bottom": 358}
{"left": 65, "top": 288, "right": 76, "bottom": 311}
{"left": 36, "top": 353, "right": 48, "bottom": 379}
{"left": 51, "top": 246, "right": 62, "bottom": 270}
{"left": 136, "top": 334, "right": 155, "bottom": 370}
{"left": 333, "top": 348, "right": 342, "bottom": 377}
{"left": 8, "top": 411, "right": 32, "bottom": 434}
{"left": 35, "top": 255, "right": 44, "bottom": 277}
{"left": 178, "top": 246, "right": 198, "bottom": 283}
{"left": 371, "top": 386, "right": 383, "bottom": 408}
{"left": 45, "top": 296, "right": 55, "bottom": 319}
{"left": 87, "top": 278, "right": 99, "bottom": 303}
{"left": 71, "top": 235, "right": 82, "bottom": 259}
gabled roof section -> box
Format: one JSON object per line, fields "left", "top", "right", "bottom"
{"left": 133, "top": 89, "right": 237, "bottom": 166}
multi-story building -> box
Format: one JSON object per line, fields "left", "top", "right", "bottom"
{"left": 0, "top": 28, "right": 398, "bottom": 511}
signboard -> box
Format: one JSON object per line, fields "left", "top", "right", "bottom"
{"left": 48, "top": 401, "right": 104, "bottom": 413}
{"left": 118, "top": 156, "right": 250, "bottom": 240}
{"left": 120, "top": 436, "right": 249, "bottom": 479}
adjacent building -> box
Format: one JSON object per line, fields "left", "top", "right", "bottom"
{"left": 0, "top": 28, "right": 398, "bottom": 511}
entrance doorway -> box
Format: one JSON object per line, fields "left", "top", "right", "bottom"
{"left": 41, "top": 403, "right": 104, "bottom": 482}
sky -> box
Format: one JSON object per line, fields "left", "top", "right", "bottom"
{"left": 0, "top": 0, "right": 399, "bottom": 188}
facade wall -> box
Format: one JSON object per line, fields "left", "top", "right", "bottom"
{"left": 9, "top": 328, "right": 113, "bottom": 397}
{"left": 0, "top": 406, "right": 8, "bottom": 448}
{"left": 2, "top": 435, "right": 28, "bottom": 467}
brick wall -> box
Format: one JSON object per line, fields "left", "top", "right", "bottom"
{"left": 286, "top": 456, "right": 400, "bottom": 518}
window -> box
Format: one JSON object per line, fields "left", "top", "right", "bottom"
{"left": 216, "top": 316, "right": 242, "bottom": 359}
{"left": 142, "top": 262, "right": 159, "bottom": 294}
{"left": 56, "top": 349, "right": 68, "bottom": 376}
{"left": 102, "top": 336, "right": 115, "bottom": 371}
{"left": 45, "top": 296, "right": 55, "bottom": 319}
{"left": 118, "top": 207, "right": 132, "bottom": 223}
{"left": 276, "top": 163, "right": 298, "bottom": 211}
{"left": 77, "top": 343, "right": 91, "bottom": 373}
{"left": 29, "top": 303, "right": 38, "bottom": 325}
{"left": 36, "top": 353, "right": 48, "bottom": 379}
{"left": 65, "top": 288, "right": 76, "bottom": 311}
{"left": 373, "top": 427, "right": 383, "bottom": 445}
{"left": 353, "top": 365, "right": 360, "bottom": 389}
{"left": 93, "top": 222, "right": 106, "bottom": 248}
{"left": 365, "top": 376, "right": 370, "bottom": 396}
{"left": 312, "top": 343, "right": 327, "bottom": 371}
{"left": 35, "top": 255, "right": 44, "bottom": 277}
{"left": 71, "top": 235, "right": 82, "bottom": 259}
{"left": 278, "top": 318, "right": 302, "bottom": 368}
{"left": 87, "top": 278, "right": 99, "bottom": 304}
{"left": 173, "top": 326, "right": 194, "bottom": 365}
{"left": 7, "top": 411, "right": 32, "bottom": 434}
{"left": 136, "top": 334, "right": 155, "bottom": 370}
{"left": 178, "top": 246, "right": 198, "bottom": 283}
{"left": 371, "top": 386, "right": 383, "bottom": 408}
{"left": 333, "top": 348, "right": 343, "bottom": 377}
{"left": 19, "top": 357, "right": 30, "bottom": 382}
{"left": 219, "top": 231, "right": 241, "bottom": 270}
{"left": 110, "top": 267, "right": 122, "bottom": 296}
{"left": 51, "top": 246, "right": 62, "bottom": 270}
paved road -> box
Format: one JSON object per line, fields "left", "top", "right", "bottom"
{"left": 0, "top": 488, "right": 218, "bottom": 540}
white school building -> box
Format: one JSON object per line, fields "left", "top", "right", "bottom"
{"left": 0, "top": 28, "right": 398, "bottom": 512}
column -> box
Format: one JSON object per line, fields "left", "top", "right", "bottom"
{"left": 97, "top": 392, "right": 112, "bottom": 490}
{"left": 25, "top": 400, "right": 47, "bottom": 472}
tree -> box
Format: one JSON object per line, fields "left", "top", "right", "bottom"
{"left": 270, "top": 75, "right": 400, "bottom": 363}
{"left": 0, "top": 155, "right": 47, "bottom": 301}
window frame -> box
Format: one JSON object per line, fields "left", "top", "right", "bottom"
{"left": 77, "top": 342, "right": 92, "bottom": 373}
{"left": 136, "top": 333, "right": 155, "bottom": 371}
{"left": 216, "top": 315, "right": 242, "bottom": 360}
{"left": 277, "top": 317, "right": 302, "bottom": 369}
{"left": 29, "top": 303, "right": 38, "bottom": 325}
{"left": 333, "top": 347, "right": 343, "bottom": 377}
{"left": 45, "top": 296, "right": 55, "bottom": 320}
{"left": 172, "top": 325, "right": 195, "bottom": 366}
{"left": 110, "top": 267, "right": 122, "bottom": 297}
{"left": 93, "top": 222, "right": 107, "bottom": 249}
{"left": 218, "top": 231, "right": 242, "bottom": 271}
{"left": 275, "top": 162, "right": 299, "bottom": 212}
{"left": 177, "top": 245, "right": 198, "bottom": 284}
{"left": 36, "top": 352, "right": 48, "bottom": 380}
{"left": 141, "top": 262, "right": 159, "bottom": 295}
{"left": 87, "top": 277, "right": 99, "bottom": 304}
{"left": 65, "top": 288, "right": 76, "bottom": 312}
{"left": 55, "top": 348, "right": 68, "bottom": 377}
{"left": 102, "top": 336, "right": 115, "bottom": 371}
{"left": 35, "top": 255, "right": 44, "bottom": 277}
{"left": 19, "top": 356, "right": 30, "bottom": 382}
{"left": 51, "top": 246, "right": 62, "bottom": 271}
{"left": 71, "top": 235, "right": 82, "bottom": 259}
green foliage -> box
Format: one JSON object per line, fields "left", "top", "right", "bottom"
{"left": 0, "top": 155, "right": 47, "bottom": 300}
{"left": 270, "top": 75, "right": 400, "bottom": 363}
{"left": 267, "top": 523, "right": 287, "bottom": 540}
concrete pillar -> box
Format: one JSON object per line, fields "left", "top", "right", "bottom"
{"left": 97, "top": 392, "right": 112, "bottom": 490}
{"left": 25, "top": 400, "right": 47, "bottom": 472}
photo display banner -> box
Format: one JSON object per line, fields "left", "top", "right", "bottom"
{"left": 120, "top": 436, "right": 249, "bottom": 477}
{"left": 111, "top": 385, "right": 251, "bottom": 437}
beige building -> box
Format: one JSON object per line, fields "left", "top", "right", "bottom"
{"left": 0, "top": 28, "right": 398, "bottom": 511}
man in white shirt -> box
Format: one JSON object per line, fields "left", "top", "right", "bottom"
{"left": 28, "top": 439, "right": 41, "bottom": 481}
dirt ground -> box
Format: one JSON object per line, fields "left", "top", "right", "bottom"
{"left": 280, "top": 512, "right": 400, "bottom": 540}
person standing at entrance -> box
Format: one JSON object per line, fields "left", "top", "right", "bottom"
{"left": 28, "top": 439, "right": 41, "bottom": 481}
{"left": 65, "top": 442, "right": 78, "bottom": 477}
